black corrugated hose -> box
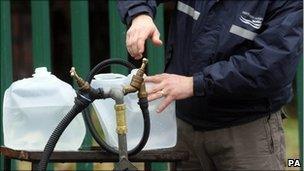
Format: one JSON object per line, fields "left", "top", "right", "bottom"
{"left": 83, "top": 58, "right": 150, "bottom": 155}
{"left": 83, "top": 96, "right": 150, "bottom": 156}
{"left": 38, "top": 59, "right": 151, "bottom": 171}
{"left": 38, "top": 97, "right": 88, "bottom": 171}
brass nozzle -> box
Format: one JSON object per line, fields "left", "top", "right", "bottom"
{"left": 70, "top": 67, "right": 90, "bottom": 91}
{"left": 123, "top": 85, "right": 137, "bottom": 94}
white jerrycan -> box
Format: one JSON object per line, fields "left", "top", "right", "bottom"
{"left": 3, "top": 67, "right": 86, "bottom": 151}
{"left": 91, "top": 69, "right": 177, "bottom": 150}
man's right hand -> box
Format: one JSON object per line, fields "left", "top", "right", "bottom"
{"left": 126, "top": 14, "right": 163, "bottom": 60}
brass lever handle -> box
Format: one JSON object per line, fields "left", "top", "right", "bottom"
{"left": 139, "top": 58, "right": 148, "bottom": 75}
{"left": 123, "top": 58, "right": 148, "bottom": 95}
{"left": 70, "top": 67, "right": 90, "bottom": 91}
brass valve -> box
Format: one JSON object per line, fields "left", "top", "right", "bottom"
{"left": 70, "top": 67, "right": 90, "bottom": 91}
{"left": 123, "top": 58, "right": 148, "bottom": 95}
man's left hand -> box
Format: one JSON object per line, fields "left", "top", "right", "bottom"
{"left": 145, "top": 73, "right": 193, "bottom": 113}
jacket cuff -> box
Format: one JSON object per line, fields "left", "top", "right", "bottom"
{"left": 126, "top": 5, "right": 154, "bottom": 26}
{"left": 193, "top": 72, "right": 205, "bottom": 96}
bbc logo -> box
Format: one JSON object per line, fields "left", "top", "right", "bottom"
{"left": 288, "top": 159, "right": 301, "bottom": 167}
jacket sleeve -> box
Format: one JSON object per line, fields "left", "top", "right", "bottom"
{"left": 117, "top": 0, "right": 160, "bottom": 26}
{"left": 193, "top": 1, "right": 303, "bottom": 98}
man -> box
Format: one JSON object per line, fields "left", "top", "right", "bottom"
{"left": 118, "top": 0, "right": 303, "bottom": 170}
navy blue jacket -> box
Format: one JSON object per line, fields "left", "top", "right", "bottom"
{"left": 118, "top": 0, "right": 303, "bottom": 130}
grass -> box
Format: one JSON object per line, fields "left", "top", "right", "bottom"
{"left": 284, "top": 117, "right": 300, "bottom": 159}
{"left": 284, "top": 116, "right": 300, "bottom": 171}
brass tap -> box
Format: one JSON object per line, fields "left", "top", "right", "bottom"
{"left": 70, "top": 67, "right": 90, "bottom": 91}
{"left": 123, "top": 58, "right": 148, "bottom": 95}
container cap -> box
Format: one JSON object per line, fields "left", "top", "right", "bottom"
{"left": 32, "top": 67, "right": 51, "bottom": 77}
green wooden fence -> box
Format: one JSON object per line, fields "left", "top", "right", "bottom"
{"left": 0, "top": 1, "right": 14, "bottom": 170}
{"left": 0, "top": 0, "right": 303, "bottom": 171}
{"left": 0, "top": 0, "right": 167, "bottom": 170}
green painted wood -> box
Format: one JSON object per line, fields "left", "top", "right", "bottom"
{"left": 0, "top": 1, "right": 14, "bottom": 170}
{"left": 146, "top": 5, "right": 168, "bottom": 171}
{"left": 31, "top": 1, "right": 53, "bottom": 170}
{"left": 109, "top": 0, "right": 128, "bottom": 75}
{"left": 296, "top": 57, "right": 303, "bottom": 169}
{"left": 31, "top": 0, "right": 51, "bottom": 69}
{"left": 70, "top": 1, "right": 93, "bottom": 170}
{"left": 147, "top": 5, "right": 165, "bottom": 76}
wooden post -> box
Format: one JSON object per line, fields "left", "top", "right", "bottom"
{"left": 31, "top": 0, "right": 52, "bottom": 69}
{"left": 31, "top": 0, "right": 53, "bottom": 170}
{"left": 0, "top": 1, "right": 13, "bottom": 170}
{"left": 147, "top": 5, "right": 165, "bottom": 75}
{"left": 70, "top": 1, "right": 93, "bottom": 170}
{"left": 109, "top": 0, "right": 128, "bottom": 75}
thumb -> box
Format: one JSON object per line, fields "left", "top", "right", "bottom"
{"left": 151, "top": 29, "right": 163, "bottom": 46}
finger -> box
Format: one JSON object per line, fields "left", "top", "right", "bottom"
{"left": 138, "top": 29, "right": 149, "bottom": 54}
{"left": 151, "top": 29, "right": 163, "bottom": 46}
{"left": 133, "top": 53, "right": 142, "bottom": 60}
{"left": 144, "top": 75, "right": 164, "bottom": 83}
{"left": 137, "top": 38, "right": 145, "bottom": 56}
{"left": 127, "top": 46, "right": 134, "bottom": 58}
{"left": 126, "top": 30, "right": 133, "bottom": 56}
{"left": 130, "top": 32, "right": 138, "bottom": 57}
{"left": 147, "top": 82, "right": 165, "bottom": 94}
{"left": 134, "top": 55, "right": 142, "bottom": 60}
{"left": 133, "top": 30, "right": 147, "bottom": 58}
{"left": 157, "top": 96, "right": 173, "bottom": 113}
{"left": 147, "top": 91, "right": 163, "bottom": 101}
{"left": 127, "top": 43, "right": 135, "bottom": 58}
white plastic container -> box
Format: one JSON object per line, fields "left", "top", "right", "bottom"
{"left": 3, "top": 67, "right": 86, "bottom": 151}
{"left": 91, "top": 70, "right": 177, "bottom": 150}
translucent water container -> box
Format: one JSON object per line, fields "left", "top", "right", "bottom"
{"left": 3, "top": 67, "right": 86, "bottom": 151}
{"left": 91, "top": 70, "right": 177, "bottom": 150}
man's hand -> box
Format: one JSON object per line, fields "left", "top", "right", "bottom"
{"left": 145, "top": 73, "right": 194, "bottom": 113}
{"left": 127, "top": 14, "right": 162, "bottom": 59}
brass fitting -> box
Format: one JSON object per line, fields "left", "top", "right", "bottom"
{"left": 123, "top": 85, "right": 137, "bottom": 95}
{"left": 123, "top": 58, "right": 148, "bottom": 95}
{"left": 70, "top": 67, "right": 90, "bottom": 91}
{"left": 115, "top": 104, "right": 127, "bottom": 134}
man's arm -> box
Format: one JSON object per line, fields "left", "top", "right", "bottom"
{"left": 117, "top": 0, "right": 167, "bottom": 59}
{"left": 145, "top": 1, "right": 302, "bottom": 112}
{"left": 117, "top": 0, "right": 157, "bottom": 25}
{"left": 117, "top": 0, "right": 171, "bottom": 25}
{"left": 193, "top": 1, "right": 303, "bottom": 98}
{"left": 118, "top": 0, "right": 189, "bottom": 113}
